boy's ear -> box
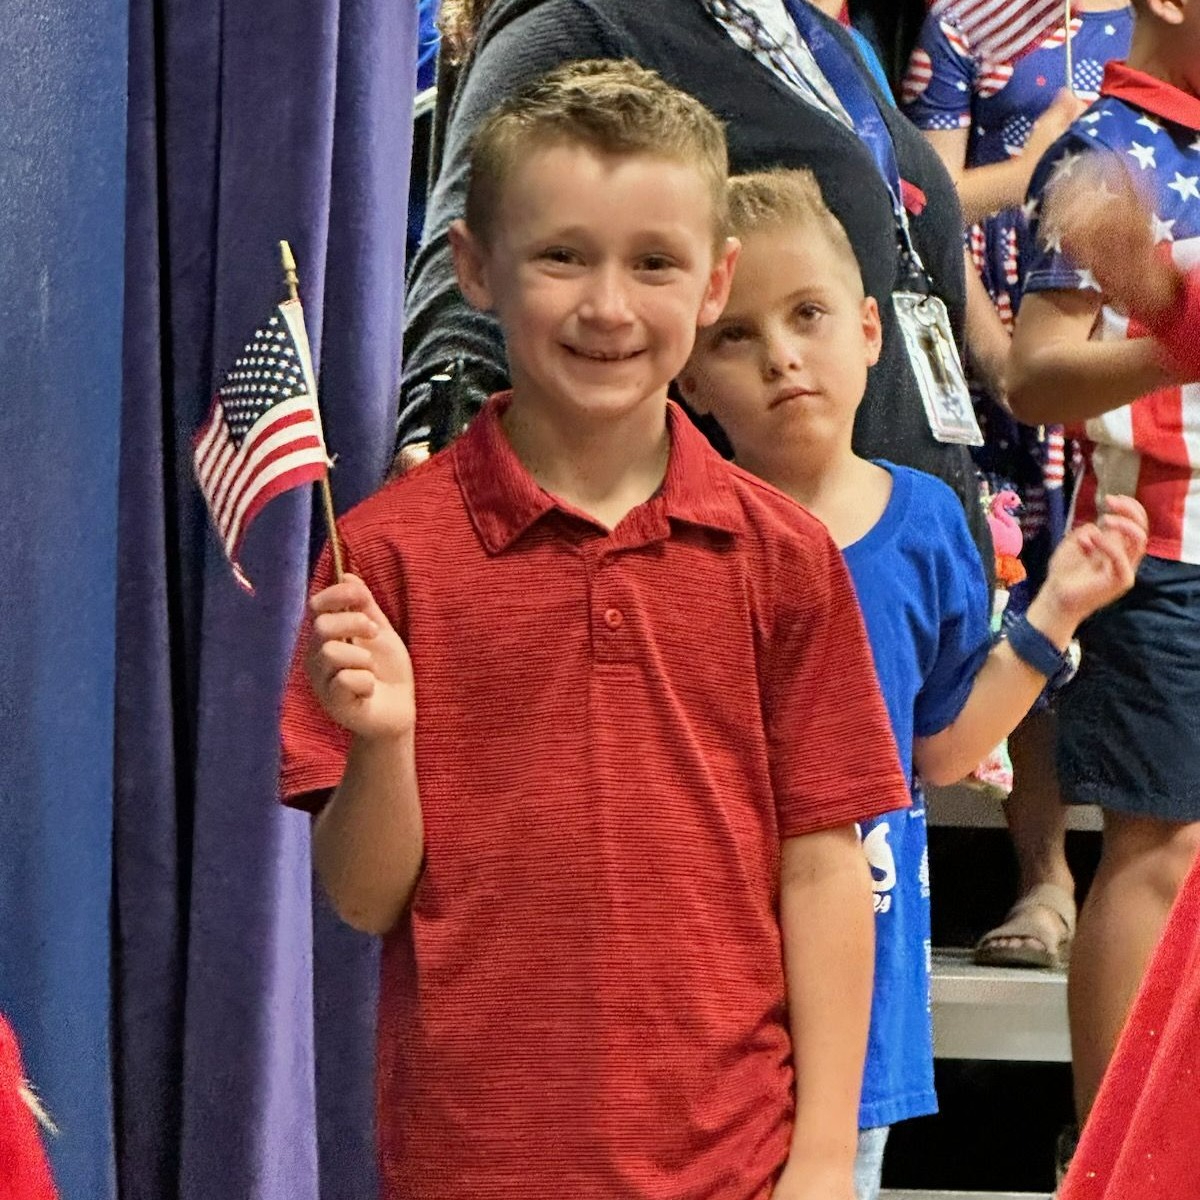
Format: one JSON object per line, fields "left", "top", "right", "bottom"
{"left": 697, "top": 237, "right": 741, "bottom": 328}
{"left": 1143, "top": 0, "right": 1186, "bottom": 24}
{"left": 676, "top": 368, "right": 711, "bottom": 415}
{"left": 861, "top": 295, "right": 883, "bottom": 368}
{"left": 449, "top": 219, "right": 495, "bottom": 312}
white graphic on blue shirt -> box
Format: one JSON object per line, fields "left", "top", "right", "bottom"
{"left": 842, "top": 464, "right": 992, "bottom": 1130}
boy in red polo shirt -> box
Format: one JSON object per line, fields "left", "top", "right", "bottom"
{"left": 281, "top": 60, "right": 910, "bottom": 1200}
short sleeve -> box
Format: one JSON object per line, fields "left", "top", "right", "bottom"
{"left": 1021, "top": 131, "right": 1107, "bottom": 295}
{"left": 765, "top": 528, "right": 911, "bottom": 838}
{"left": 912, "top": 495, "right": 992, "bottom": 738}
{"left": 901, "top": 13, "right": 976, "bottom": 131}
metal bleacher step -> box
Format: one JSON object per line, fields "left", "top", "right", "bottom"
{"left": 881, "top": 1192, "right": 1048, "bottom": 1199}
{"left": 931, "top": 949, "right": 1068, "bottom": 1062}
{"left": 926, "top": 783, "right": 1101, "bottom": 832}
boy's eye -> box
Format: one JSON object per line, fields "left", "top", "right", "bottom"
{"left": 713, "top": 325, "right": 750, "bottom": 346}
{"left": 540, "top": 247, "right": 579, "bottom": 264}
{"left": 638, "top": 254, "right": 675, "bottom": 272}
{"left": 793, "top": 302, "right": 825, "bottom": 323}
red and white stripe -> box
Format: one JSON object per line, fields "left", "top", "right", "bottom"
{"left": 942, "top": 20, "right": 972, "bottom": 59}
{"left": 933, "top": 0, "right": 1064, "bottom": 65}
{"left": 1044, "top": 428, "right": 1066, "bottom": 489}
{"left": 1072, "top": 237, "right": 1200, "bottom": 563}
{"left": 1037, "top": 16, "right": 1081, "bottom": 52}
{"left": 977, "top": 62, "right": 1015, "bottom": 98}
{"left": 902, "top": 47, "right": 934, "bottom": 105}
{"left": 193, "top": 304, "right": 330, "bottom": 592}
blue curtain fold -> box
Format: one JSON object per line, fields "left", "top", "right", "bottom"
{"left": 114, "top": 2, "right": 415, "bottom": 1198}
{"left": 0, "top": 1, "right": 128, "bottom": 1197}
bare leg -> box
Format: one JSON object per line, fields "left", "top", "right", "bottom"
{"left": 1068, "top": 810, "right": 1200, "bottom": 1121}
{"left": 982, "top": 710, "right": 1075, "bottom": 959}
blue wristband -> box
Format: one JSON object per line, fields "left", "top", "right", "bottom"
{"left": 1002, "top": 612, "right": 1080, "bottom": 690}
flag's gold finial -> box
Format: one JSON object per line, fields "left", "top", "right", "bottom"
{"left": 280, "top": 240, "right": 299, "bottom": 302}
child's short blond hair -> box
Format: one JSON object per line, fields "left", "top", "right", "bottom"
{"left": 465, "top": 59, "right": 729, "bottom": 248}
{"left": 726, "top": 169, "right": 864, "bottom": 292}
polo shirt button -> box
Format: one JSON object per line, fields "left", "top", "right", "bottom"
{"left": 603, "top": 607, "right": 623, "bottom": 630}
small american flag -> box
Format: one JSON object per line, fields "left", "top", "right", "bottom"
{"left": 193, "top": 297, "right": 331, "bottom": 592}
{"left": 931, "top": 0, "right": 1065, "bottom": 64}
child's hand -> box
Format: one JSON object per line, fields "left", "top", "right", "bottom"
{"left": 1038, "top": 494, "right": 1148, "bottom": 628}
{"left": 305, "top": 574, "right": 416, "bottom": 741}
{"left": 1043, "top": 155, "right": 1179, "bottom": 319}
{"left": 1024, "top": 88, "right": 1088, "bottom": 164}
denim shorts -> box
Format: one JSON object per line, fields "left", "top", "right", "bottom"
{"left": 854, "top": 1126, "right": 890, "bottom": 1200}
{"left": 1057, "top": 556, "right": 1200, "bottom": 820}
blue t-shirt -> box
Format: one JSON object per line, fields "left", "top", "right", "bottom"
{"left": 842, "top": 463, "right": 991, "bottom": 1129}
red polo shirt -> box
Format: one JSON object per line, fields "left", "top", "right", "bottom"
{"left": 281, "top": 395, "right": 908, "bottom": 1200}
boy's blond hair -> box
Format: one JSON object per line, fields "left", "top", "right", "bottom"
{"left": 726, "top": 169, "right": 864, "bottom": 292}
{"left": 464, "top": 59, "right": 729, "bottom": 249}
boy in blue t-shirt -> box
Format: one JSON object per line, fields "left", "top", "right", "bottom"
{"left": 679, "top": 168, "right": 1148, "bottom": 1200}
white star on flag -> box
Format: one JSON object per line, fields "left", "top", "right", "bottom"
{"left": 1152, "top": 214, "right": 1177, "bottom": 243}
{"left": 1168, "top": 173, "right": 1200, "bottom": 202}
{"left": 1076, "top": 268, "right": 1101, "bottom": 291}
{"left": 1136, "top": 115, "right": 1163, "bottom": 136}
{"left": 1051, "top": 150, "right": 1082, "bottom": 182}
{"left": 1104, "top": 23, "right": 1115, "bottom": 34}
{"left": 1128, "top": 142, "right": 1157, "bottom": 170}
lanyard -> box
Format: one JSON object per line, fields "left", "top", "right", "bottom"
{"left": 782, "top": 1, "right": 927, "bottom": 278}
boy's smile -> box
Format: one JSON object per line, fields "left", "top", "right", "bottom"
{"left": 682, "top": 224, "right": 881, "bottom": 478}
{"left": 450, "top": 141, "right": 736, "bottom": 435}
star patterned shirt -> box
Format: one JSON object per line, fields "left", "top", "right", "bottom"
{"left": 903, "top": 4, "right": 1132, "bottom": 325}
{"left": 1024, "top": 63, "right": 1200, "bottom": 563}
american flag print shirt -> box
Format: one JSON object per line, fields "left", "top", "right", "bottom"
{"left": 1023, "top": 67, "right": 1200, "bottom": 563}
{"left": 903, "top": 4, "right": 1132, "bottom": 320}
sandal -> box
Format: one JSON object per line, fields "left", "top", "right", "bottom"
{"left": 973, "top": 882, "right": 1076, "bottom": 969}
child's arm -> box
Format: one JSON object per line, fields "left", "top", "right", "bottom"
{"left": 1007, "top": 289, "right": 1172, "bottom": 425}
{"left": 771, "top": 825, "right": 874, "bottom": 1200}
{"left": 306, "top": 574, "right": 424, "bottom": 934}
{"left": 923, "top": 89, "right": 1085, "bottom": 226}
{"left": 913, "top": 496, "right": 1147, "bottom": 786}
{"left": 1009, "top": 154, "right": 1192, "bottom": 425}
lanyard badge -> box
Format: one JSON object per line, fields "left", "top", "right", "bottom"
{"left": 784, "top": 2, "right": 983, "bottom": 445}
{"left": 893, "top": 290, "right": 982, "bottom": 447}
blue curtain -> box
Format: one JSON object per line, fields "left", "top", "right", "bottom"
{"left": 3, "top": 0, "right": 415, "bottom": 1196}
{"left": 0, "top": 0, "right": 127, "bottom": 1196}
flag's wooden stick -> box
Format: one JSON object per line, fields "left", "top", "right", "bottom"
{"left": 280, "top": 240, "right": 344, "bottom": 582}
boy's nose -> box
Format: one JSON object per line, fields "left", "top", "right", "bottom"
{"left": 579, "top": 268, "right": 634, "bottom": 327}
{"left": 762, "top": 332, "right": 801, "bottom": 379}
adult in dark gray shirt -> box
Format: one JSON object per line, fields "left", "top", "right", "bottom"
{"left": 400, "top": 0, "right": 991, "bottom": 567}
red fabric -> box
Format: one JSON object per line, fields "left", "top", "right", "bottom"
{"left": 0, "top": 1015, "right": 58, "bottom": 1200}
{"left": 1101, "top": 61, "right": 1200, "bottom": 132}
{"left": 1073, "top": 253, "right": 1200, "bottom": 562}
{"left": 1060, "top": 850, "right": 1200, "bottom": 1200}
{"left": 281, "top": 395, "right": 908, "bottom": 1199}
{"left": 900, "top": 178, "right": 927, "bottom": 216}
{"left": 1144, "top": 265, "right": 1200, "bottom": 383}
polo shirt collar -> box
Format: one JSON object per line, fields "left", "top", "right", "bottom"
{"left": 1101, "top": 61, "right": 1200, "bottom": 132}
{"left": 454, "top": 393, "right": 745, "bottom": 554}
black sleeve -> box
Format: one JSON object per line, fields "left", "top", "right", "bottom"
{"left": 398, "top": 0, "right": 628, "bottom": 452}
